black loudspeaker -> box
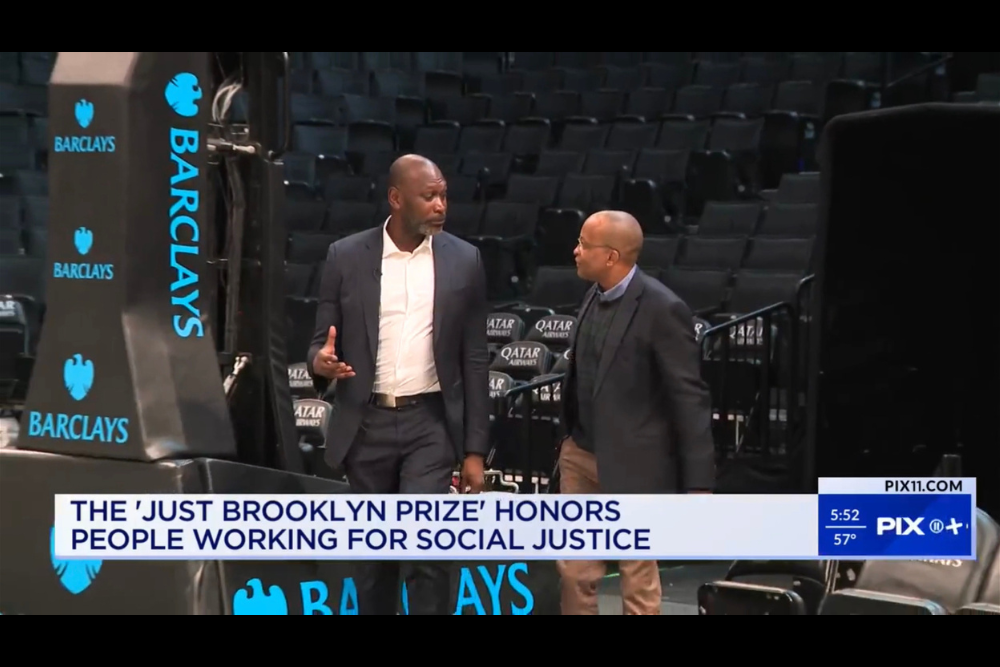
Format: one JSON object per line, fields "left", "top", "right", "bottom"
{"left": 805, "top": 103, "right": 1000, "bottom": 518}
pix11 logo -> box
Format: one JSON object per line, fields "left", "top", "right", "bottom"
{"left": 54, "top": 98, "right": 116, "bottom": 153}
{"left": 53, "top": 227, "right": 114, "bottom": 281}
{"left": 876, "top": 517, "right": 964, "bottom": 536}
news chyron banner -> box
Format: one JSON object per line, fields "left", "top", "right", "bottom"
{"left": 53, "top": 479, "right": 977, "bottom": 562}
{"left": 19, "top": 53, "right": 236, "bottom": 462}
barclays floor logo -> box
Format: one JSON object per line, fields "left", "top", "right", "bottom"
{"left": 51, "top": 526, "right": 103, "bottom": 594}
{"left": 53, "top": 227, "right": 114, "bottom": 280}
{"left": 55, "top": 99, "right": 115, "bottom": 153}
{"left": 75, "top": 99, "right": 94, "bottom": 129}
{"left": 165, "top": 73, "right": 202, "bottom": 118}
{"left": 64, "top": 354, "right": 94, "bottom": 401}
{"left": 234, "top": 579, "right": 289, "bottom": 615}
{"left": 232, "top": 564, "right": 534, "bottom": 615}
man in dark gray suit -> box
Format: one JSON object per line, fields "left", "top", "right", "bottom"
{"left": 307, "top": 154, "right": 490, "bottom": 615}
{"left": 558, "top": 210, "right": 715, "bottom": 615}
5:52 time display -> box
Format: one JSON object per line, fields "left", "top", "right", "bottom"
{"left": 829, "top": 509, "right": 860, "bottom": 522}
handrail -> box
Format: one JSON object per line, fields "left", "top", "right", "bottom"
{"left": 884, "top": 52, "right": 953, "bottom": 93}
{"left": 488, "top": 372, "right": 566, "bottom": 494}
{"left": 700, "top": 300, "right": 799, "bottom": 462}
{"left": 503, "top": 372, "right": 565, "bottom": 398}
{"left": 700, "top": 301, "right": 795, "bottom": 341}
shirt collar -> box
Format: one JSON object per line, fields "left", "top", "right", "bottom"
{"left": 382, "top": 217, "right": 432, "bottom": 258}
{"left": 598, "top": 265, "right": 636, "bottom": 302}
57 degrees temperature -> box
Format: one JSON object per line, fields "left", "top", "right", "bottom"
{"left": 833, "top": 533, "right": 857, "bottom": 545}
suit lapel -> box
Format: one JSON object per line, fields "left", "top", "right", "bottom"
{"left": 361, "top": 227, "right": 383, "bottom": 364}
{"left": 593, "top": 271, "right": 644, "bottom": 397}
{"left": 432, "top": 233, "right": 450, "bottom": 359}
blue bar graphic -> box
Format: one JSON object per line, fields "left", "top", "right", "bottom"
{"left": 818, "top": 494, "right": 974, "bottom": 558}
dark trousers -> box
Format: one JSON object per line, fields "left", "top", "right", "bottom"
{"left": 343, "top": 394, "right": 456, "bottom": 615}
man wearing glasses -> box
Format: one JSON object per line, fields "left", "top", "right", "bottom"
{"left": 557, "top": 210, "right": 715, "bottom": 615}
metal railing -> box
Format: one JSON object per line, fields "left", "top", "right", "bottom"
{"left": 700, "top": 302, "right": 798, "bottom": 460}
{"left": 485, "top": 373, "right": 566, "bottom": 494}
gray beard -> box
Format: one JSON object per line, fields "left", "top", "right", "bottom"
{"left": 416, "top": 223, "right": 443, "bottom": 237}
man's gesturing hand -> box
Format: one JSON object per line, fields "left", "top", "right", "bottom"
{"left": 312, "top": 326, "right": 355, "bottom": 380}
{"left": 461, "top": 454, "right": 485, "bottom": 494}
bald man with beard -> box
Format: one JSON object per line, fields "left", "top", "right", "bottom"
{"left": 558, "top": 210, "right": 715, "bottom": 615}
{"left": 307, "top": 155, "right": 490, "bottom": 615}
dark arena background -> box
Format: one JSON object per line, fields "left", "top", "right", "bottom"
{"left": 1, "top": 51, "right": 999, "bottom": 615}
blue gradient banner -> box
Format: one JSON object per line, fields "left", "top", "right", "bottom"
{"left": 818, "top": 494, "right": 975, "bottom": 558}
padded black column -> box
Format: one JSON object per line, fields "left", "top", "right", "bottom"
{"left": 806, "top": 103, "right": 1000, "bottom": 517}
{"left": 18, "top": 52, "right": 237, "bottom": 461}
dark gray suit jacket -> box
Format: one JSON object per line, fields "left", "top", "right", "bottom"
{"left": 561, "top": 268, "right": 716, "bottom": 494}
{"left": 306, "top": 226, "right": 491, "bottom": 467}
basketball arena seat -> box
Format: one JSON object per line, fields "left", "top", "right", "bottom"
{"left": 954, "top": 546, "right": 999, "bottom": 614}
{"left": 292, "top": 397, "right": 345, "bottom": 481}
{"left": 287, "top": 361, "right": 315, "bottom": 399}
{"left": 820, "top": 509, "right": 1000, "bottom": 615}
{"left": 697, "top": 560, "right": 835, "bottom": 615}
{"left": 523, "top": 313, "right": 576, "bottom": 354}
{"left": 490, "top": 340, "right": 554, "bottom": 382}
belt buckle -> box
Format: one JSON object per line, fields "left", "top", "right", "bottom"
{"left": 384, "top": 394, "right": 398, "bottom": 409}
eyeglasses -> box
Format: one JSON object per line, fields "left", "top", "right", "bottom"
{"left": 577, "top": 237, "right": 619, "bottom": 257}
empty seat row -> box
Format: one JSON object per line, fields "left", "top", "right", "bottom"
{"left": 503, "top": 52, "right": 898, "bottom": 85}
{"left": 641, "top": 235, "right": 814, "bottom": 273}
{"left": 449, "top": 82, "right": 829, "bottom": 124}
{"left": 0, "top": 51, "right": 54, "bottom": 86}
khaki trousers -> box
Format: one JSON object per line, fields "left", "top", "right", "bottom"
{"left": 556, "top": 438, "right": 662, "bottom": 615}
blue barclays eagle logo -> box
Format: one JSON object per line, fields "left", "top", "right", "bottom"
{"left": 74, "top": 99, "right": 94, "bottom": 129}
{"left": 164, "top": 73, "right": 202, "bottom": 118}
{"left": 233, "top": 578, "right": 289, "bottom": 615}
{"left": 74, "top": 227, "right": 93, "bottom": 255}
{"left": 63, "top": 354, "right": 94, "bottom": 401}
{"left": 50, "top": 526, "right": 103, "bottom": 594}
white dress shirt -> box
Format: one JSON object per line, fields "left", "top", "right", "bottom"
{"left": 373, "top": 219, "right": 441, "bottom": 396}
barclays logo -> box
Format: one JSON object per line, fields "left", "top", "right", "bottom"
{"left": 165, "top": 73, "right": 202, "bottom": 118}
{"left": 234, "top": 578, "right": 289, "bottom": 615}
{"left": 64, "top": 354, "right": 94, "bottom": 401}
{"left": 74, "top": 227, "right": 92, "bottom": 254}
{"left": 53, "top": 227, "right": 114, "bottom": 280}
{"left": 167, "top": 70, "right": 204, "bottom": 339}
{"left": 25, "top": 353, "right": 130, "bottom": 444}
{"left": 75, "top": 99, "right": 94, "bottom": 128}
{"left": 232, "top": 563, "right": 534, "bottom": 615}
{"left": 54, "top": 98, "right": 115, "bottom": 154}
{"left": 51, "top": 526, "right": 103, "bottom": 594}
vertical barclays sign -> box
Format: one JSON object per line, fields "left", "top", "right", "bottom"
{"left": 165, "top": 73, "right": 205, "bottom": 339}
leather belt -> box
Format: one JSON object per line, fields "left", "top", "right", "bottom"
{"left": 369, "top": 392, "right": 441, "bottom": 409}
